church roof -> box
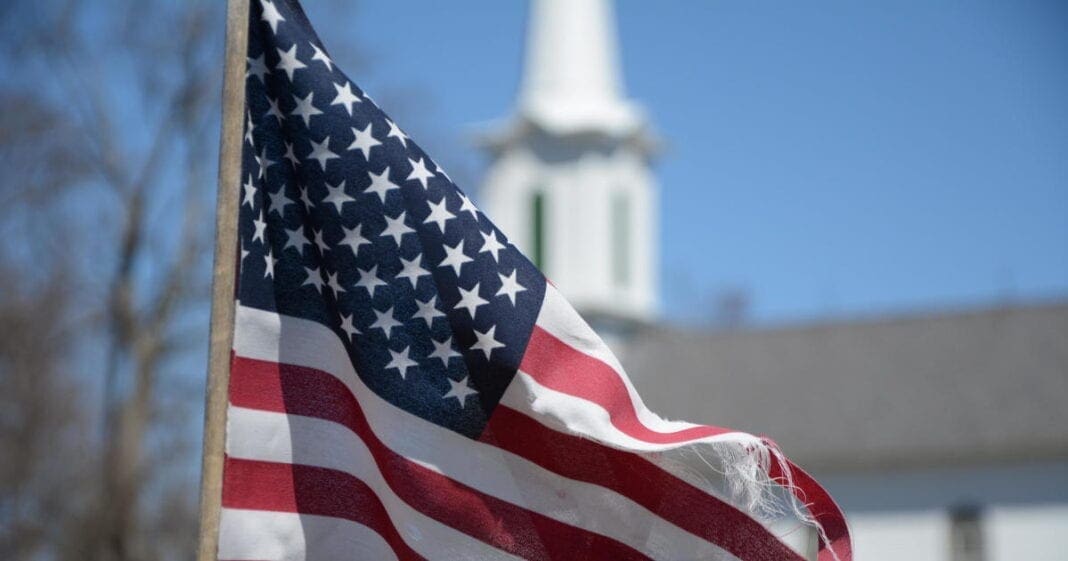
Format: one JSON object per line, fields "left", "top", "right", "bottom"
{"left": 621, "top": 301, "right": 1068, "bottom": 472}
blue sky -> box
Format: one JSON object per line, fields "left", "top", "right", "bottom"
{"left": 306, "top": 0, "right": 1067, "bottom": 325}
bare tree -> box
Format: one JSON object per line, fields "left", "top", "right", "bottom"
{"left": 1, "top": 1, "right": 221, "bottom": 560}
{"left": 0, "top": 2, "right": 398, "bottom": 559}
{"left": 0, "top": 270, "right": 88, "bottom": 561}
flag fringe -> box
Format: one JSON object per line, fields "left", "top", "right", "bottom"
{"left": 664, "top": 437, "right": 843, "bottom": 561}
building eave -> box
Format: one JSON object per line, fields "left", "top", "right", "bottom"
{"left": 475, "top": 109, "right": 661, "bottom": 157}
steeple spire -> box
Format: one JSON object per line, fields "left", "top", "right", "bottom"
{"left": 522, "top": 0, "right": 623, "bottom": 109}
{"left": 517, "top": 0, "right": 642, "bottom": 135}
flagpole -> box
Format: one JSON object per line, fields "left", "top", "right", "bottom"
{"left": 196, "top": 0, "right": 249, "bottom": 560}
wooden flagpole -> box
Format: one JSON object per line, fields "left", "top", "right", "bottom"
{"left": 196, "top": 0, "right": 249, "bottom": 560}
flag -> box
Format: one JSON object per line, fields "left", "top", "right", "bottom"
{"left": 219, "top": 1, "right": 852, "bottom": 559}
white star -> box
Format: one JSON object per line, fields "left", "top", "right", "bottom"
{"left": 457, "top": 192, "right": 479, "bottom": 220}
{"left": 310, "top": 42, "right": 334, "bottom": 71}
{"left": 331, "top": 81, "right": 361, "bottom": 115}
{"left": 455, "top": 283, "right": 489, "bottom": 318}
{"left": 306, "top": 136, "right": 339, "bottom": 171}
{"left": 302, "top": 265, "right": 324, "bottom": 292}
{"left": 284, "top": 226, "right": 309, "bottom": 253}
{"left": 339, "top": 223, "right": 372, "bottom": 256}
{"left": 348, "top": 124, "right": 381, "bottom": 160}
{"left": 365, "top": 167, "right": 399, "bottom": 203}
{"left": 423, "top": 196, "right": 455, "bottom": 233}
{"left": 298, "top": 185, "right": 315, "bottom": 211}
{"left": 443, "top": 376, "right": 478, "bottom": 406}
{"left": 247, "top": 53, "right": 268, "bottom": 82}
{"left": 386, "top": 346, "right": 418, "bottom": 379}
{"left": 471, "top": 326, "right": 505, "bottom": 360}
{"left": 326, "top": 269, "right": 345, "bottom": 295}
{"left": 267, "top": 186, "right": 290, "bottom": 217}
{"left": 260, "top": 0, "right": 285, "bottom": 33}
{"left": 354, "top": 265, "right": 388, "bottom": 295}
{"left": 406, "top": 157, "right": 435, "bottom": 189}
{"left": 252, "top": 211, "right": 267, "bottom": 243}
{"left": 396, "top": 255, "right": 429, "bottom": 288}
{"left": 371, "top": 306, "right": 403, "bottom": 336}
{"left": 385, "top": 119, "right": 408, "bottom": 147}
{"left": 339, "top": 313, "right": 360, "bottom": 341}
{"left": 322, "top": 179, "right": 353, "bottom": 212}
{"left": 312, "top": 228, "right": 330, "bottom": 253}
{"left": 479, "top": 229, "right": 506, "bottom": 262}
{"left": 291, "top": 91, "right": 322, "bottom": 127}
{"left": 283, "top": 141, "right": 299, "bottom": 167}
{"left": 242, "top": 174, "right": 257, "bottom": 208}
{"left": 275, "top": 44, "right": 306, "bottom": 80}
{"left": 244, "top": 111, "right": 255, "bottom": 145}
{"left": 438, "top": 239, "right": 473, "bottom": 275}
{"left": 265, "top": 97, "right": 284, "bottom": 124}
{"left": 380, "top": 212, "right": 414, "bottom": 245}
{"left": 428, "top": 337, "right": 461, "bottom": 367}
{"left": 412, "top": 296, "right": 443, "bottom": 328}
{"left": 496, "top": 269, "right": 526, "bottom": 305}
{"left": 263, "top": 249, "right": 276, "bottom": 278}
{"left": 255, "top": 146, "right": 275, "bottom": 179}
{"left": 240, "top": 240, "right": 250, "bottom": 263}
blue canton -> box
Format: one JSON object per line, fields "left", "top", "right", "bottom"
{"left": 238, "top": 0, "right": 546, "bottom": 439}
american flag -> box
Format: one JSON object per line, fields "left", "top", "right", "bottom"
{"left": 219, "top": 1, "right": 852, "bottom": 560}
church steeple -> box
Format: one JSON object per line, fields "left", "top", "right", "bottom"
{"left": 518, "top": 0, "right": 640, "bottom": 135}
{"left": 479, "top": 0, "right": 658, "bottom": 334}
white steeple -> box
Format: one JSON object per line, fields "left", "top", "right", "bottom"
{"left": 480, "top": 0, "right": 658, "bottom": 334}
{"left": 517, "top": 0, "right": 641, "bottom": 136}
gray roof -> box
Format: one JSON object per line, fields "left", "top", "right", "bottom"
{"left": 621, "top": 301, "right": 1068, "bottom": 472}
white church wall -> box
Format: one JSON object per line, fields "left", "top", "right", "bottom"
{"left": 988, "top": 504, "right": 1068, "bottom": 561}
{"left": 819, "top": 461, "right": 1068, "bottom": 560}
{"left": 842, "top": 505, "right": 1068, "bottom": 561}
{"left": 849, "top": 510, "right": 949, "bottom": 561}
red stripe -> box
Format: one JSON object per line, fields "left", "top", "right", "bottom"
{"left": 228, "top": 355, "right": 651, "bottom": 561}
{"left": 521, "top": 326, "right": 732, "bottom": 444}
{"left": 481, "top": 406, "right": 807, "bottom": 561}
{"left": 222, "top": 457, "right": 425, "bottom": 561}
{"left": 768, "top": 455, "right": 853, "bottom": 561}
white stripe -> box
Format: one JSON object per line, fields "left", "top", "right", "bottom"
{"left": 218, "top": 508, "right": 397, "bottom": 561}
{"left": 225, "top": 406, "right": 521, "bottom": 561}
{"left": 500, "top": 371, "right": 788, "bottom": 532}
{"left": 501, "top": 369, "right": 760, "bottom": 453}
{"left": 505, "top": 368, "right": 814, "bottom": 560}
{"left": 231, "top": 305, "right": 746, "bottom": 560}
{"left": 535, "top": 284, "right": 706, "bottom": 435}
{"left": 228, "top": 405, "right": 741, "bottom": 561}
